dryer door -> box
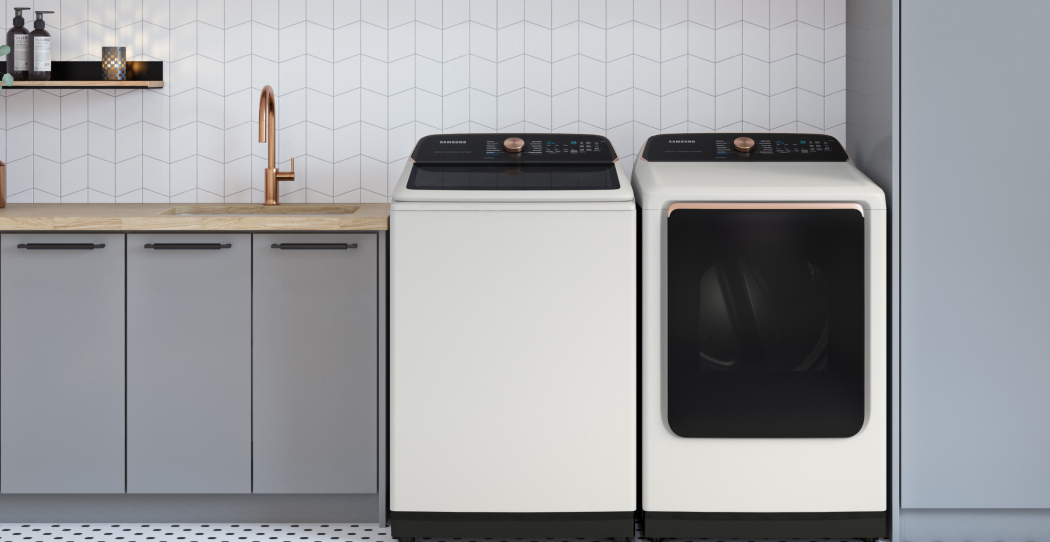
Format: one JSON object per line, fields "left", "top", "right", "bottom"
{"left": 666, "top": 204, "right": 866, "bottom": 438}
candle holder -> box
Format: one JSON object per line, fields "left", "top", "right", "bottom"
{"left": 102, "top": 47, "right": 126, "bottom": 81}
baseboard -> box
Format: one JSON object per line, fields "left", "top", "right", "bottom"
{"left": 901, "top": 508, "right": 1050, "bottom": 542}
{"left": 643, "top": 511, "right": 886, "bottom": 539}
{"left": 389, "top": 511, "right": 635, "bottom": 538}
{"left": 0, "top": 494, "right": 380, "bottom": 523}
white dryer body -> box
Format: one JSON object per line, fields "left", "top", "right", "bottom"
{"left": 633, "top": 134, "right": 888, "bottom": 520}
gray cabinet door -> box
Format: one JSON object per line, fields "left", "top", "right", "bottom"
{"left": 253, "top": 233, "right": 378, "bottom": 494}
{"left": 0, "top": 233, "right": 126, "bottom": 494}
{"left": 902, "top": 0, "right": 1050, "bottom": 508}
{"left": 127, "top": 234, "right": 252, "bottom": 494}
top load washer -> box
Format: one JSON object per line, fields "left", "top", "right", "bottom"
{"left": 389, "top": 134, "right": 636, "bottom": 540}
{"left": 632, "top": 133, "right": 887, "bottom": 540}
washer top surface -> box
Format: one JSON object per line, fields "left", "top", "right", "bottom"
{"left": 392, "top": 134, "right": 635, "bottom": 204}
{"left": 632, "top": 133, "right": 886, "bottom": 210}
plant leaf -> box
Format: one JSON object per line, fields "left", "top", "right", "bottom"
{"left": 1, "top": 73, "right": 12, "bottom": 87}
{"left": 0, "top": 44, "right": 9, "bottom": 56}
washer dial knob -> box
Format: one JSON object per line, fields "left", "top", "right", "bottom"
{"left": 503, "top": 137, "right": 525, "bottom": 153}
{"left": 733, "top": 136, "right": 756, "bottom": 152}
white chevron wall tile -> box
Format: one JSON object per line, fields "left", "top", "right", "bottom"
{"left": 607, "top": 22, "right": 631, "bottom": 60}
{"left": 742, "top": 0, "right": 767, "bottom": 27}
{"left": 715, "top": 87, "right": 742, "bottom": 128}
{"left": 796, "top": 0, "right": 822, "bottom": 28}
{"left": 633, "top": 89, "right": 658, "bottom": 128}
{"left": 633, "top": 22, "right": 658, "bottom": 61}
{"left": 551, "top": 56, "right": 579, "bottom": 95}
{"left": 742, "top": 88, "right": 768, "bottom": 128}
{"left": 661, "top": 89, "right": 687, "bottom": 128}
{"left": 797, "top": 20, "right": 823, "bottom": 61}
{"left": 2, "top": 0, "right": 845, "bottom": 202}
{"left": 633, "top": 56, "right": 658, "bottom": 95}
{"left": 742, "top": 55, "right": 767, "bottom": 94}
{"left": 116, "top": 123, "right": 142, "bottom": 162}
{"left": 661, "top": 55, "right": 686, "bottom": 94}
{"left": 333, "top": 56, "right": 360, "bottom": 94}
{"left": 523, "top": 0, "right": 550, "bottom": 27}
{"left": 116, "top": 154, "right": 142, "bottom": 196}
{"left": 390, "top": 22, "right": 415, "bottom": 61}
{"left": 89, "top": 0, "right": 117, "bottom": 26}
{"left": 280, "top": 0, "right": 307, "bottom": 27}
{"left": 687, "top": 89, "right": 715, "bottom": 128}
{"left": 662, "top": 22, "right": 686, "bottom": 60}
{"left": 714, "top": 54, "right": 741, "bottom": 95}
{"left": 552, "top": 22, "right": 578, "bottom": 61}
{"left": 87, "top": 155, "right": 115, "bottom": 195}
{"left": 770, "top": 0, "right": 795, "bottom": 27}
{"left": 63, "top": 22, "right": 88, "bottom": 60}
{"left": 715, "top": 0, "right": 742, "bottom": 27}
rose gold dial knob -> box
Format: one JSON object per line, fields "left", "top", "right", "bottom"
{"left": 733, "top": 136, "right": 755, "bottom": 152}
{"left": 503, "top": 137, "right": 525, "bottom": 153}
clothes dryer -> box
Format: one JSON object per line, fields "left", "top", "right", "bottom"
{"left": 390, "top": 134, "right": 636, "bottom": 540}
{"left": 632, "top": 133, "right": 887, "bottom": 539}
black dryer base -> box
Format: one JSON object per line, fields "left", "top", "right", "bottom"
{"left": 390, "top": 511, "right": 635, "bottom": 539}
{"left": 643, "top": 511, "right": 887, "bottom": 539}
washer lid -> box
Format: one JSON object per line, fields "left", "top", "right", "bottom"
{"left": 393, "top": 134, "right": 635, "bottom": 203}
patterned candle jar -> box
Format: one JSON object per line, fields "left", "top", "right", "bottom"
{"left": 102, "top": 47, "right": 126, "bottom": 81}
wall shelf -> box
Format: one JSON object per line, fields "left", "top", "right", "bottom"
{"left": 2, "top": 60, "right": 163, "bottom": 90}
{"left": 7, "top": 80, "right": 163, "bottom": 89}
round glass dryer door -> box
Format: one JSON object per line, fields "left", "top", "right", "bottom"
{"left": 666, "top": 205, "right": 866, "bottom": 438}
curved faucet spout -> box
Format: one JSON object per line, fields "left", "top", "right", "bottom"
{"left": 259, "top": 85, "right": 276, "bottom": 168}
{"left": 258, "top": 85, "right": 294, "bottom": 205}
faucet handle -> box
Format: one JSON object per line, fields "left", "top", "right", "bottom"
{"left": 276, "top": 157, "right": 295, "bottom": 181}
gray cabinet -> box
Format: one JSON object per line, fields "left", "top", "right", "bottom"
{"left": 0, "top": 233, "right": 126, "bottom": 493}
{"left": 126, "top": 233, "right": 252, "bottom": 493}
{"left": 252, "top": 233, "right": 378, "bottom": 493}
{"left": 901, "top": 0, "right": 1050, "bottom": 509}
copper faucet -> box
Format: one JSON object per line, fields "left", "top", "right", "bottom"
{"left": 259, "top": 85, "right": 295, "bottom": 205}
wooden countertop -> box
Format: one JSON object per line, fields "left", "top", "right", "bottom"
{"left": 0, "top": 204, "right": 389, "bottom": 231}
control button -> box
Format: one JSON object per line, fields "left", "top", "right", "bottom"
{"left": 503, "top": 137, "right": 525, "bottom": 153}
{"left": 733, "top": 136, "right": 755, "bottom": 152}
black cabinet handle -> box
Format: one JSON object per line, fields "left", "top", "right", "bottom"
{"left": 144, "top": 243, "right": 232, "bottom": 250}
{"left": 270, "top": 243, "right": 357, "bottom": 250}
{"left": 17, "top": 243, "right": 105, "bottom": 250}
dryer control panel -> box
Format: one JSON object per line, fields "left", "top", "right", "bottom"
{"left": 411, "top": 134, "right": 617, "bottom": 164}
{"left": 642, "top": 133, "right": 849, "bottom": 162}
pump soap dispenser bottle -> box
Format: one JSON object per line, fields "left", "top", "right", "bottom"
{"left": 6, "top": 7, "right": 30, "bottom": 80}
{"left": 27, "top": 10, "right": 53, "bottom": 81}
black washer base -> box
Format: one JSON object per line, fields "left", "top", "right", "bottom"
{"left": 390, "top": 511, "right": 635, "bottom": 538}
{"left": 643, "top": 511, "right": 887, "bottom": 539}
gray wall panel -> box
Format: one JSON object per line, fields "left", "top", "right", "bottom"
{"left": 252, "top": 233, "right": 378, "bottom": 494}
{"left": 901, "top": 508, "right": 1050, "bottom": 542}
{"left": 901, "top": 0, "right": 1050, "bottom": 509}
{"left": 0, "top": 233, "right": 126, "bottom": 493}
{"left": 127, "top": 233, "right": 252, "bottom": 494}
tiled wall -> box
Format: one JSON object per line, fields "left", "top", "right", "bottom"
{"left": 0, "top": 0, "right": 846, "bottom": 203}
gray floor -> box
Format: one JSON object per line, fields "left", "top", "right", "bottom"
{"left": 0, "top": 524, "right": 392, "bottom": 542}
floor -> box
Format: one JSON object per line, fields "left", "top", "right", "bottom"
{"left": 0, "top": 523, "right": 867, "bottom": 542}
{"left": 0, "top": 524, "right": 392, "bottom": 542}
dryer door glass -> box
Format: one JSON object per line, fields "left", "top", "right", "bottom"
{"left": 667, "top": 207, "right": 865, "bottom": 438}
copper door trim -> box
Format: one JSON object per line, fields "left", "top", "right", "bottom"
{"left": 667, "top": 202, "right": 864, "bottom": 217}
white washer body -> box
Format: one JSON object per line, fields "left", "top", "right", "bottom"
{"left": 390, "top": 135, "right": 636, "bottom": 516}
{"left": 633, "top": 138, "right": 887, "bottom": 515}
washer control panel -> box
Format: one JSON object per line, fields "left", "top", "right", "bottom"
{"left": 411, "top": 134, "right": 617, "bottom": 164}
{"left": 642, "top": 133, "right": 848, "bottom": 162}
